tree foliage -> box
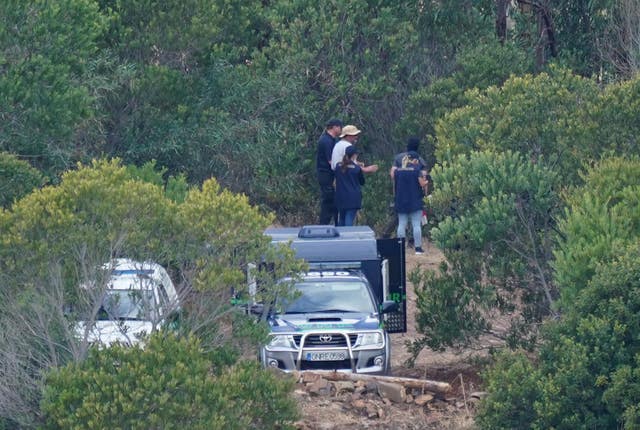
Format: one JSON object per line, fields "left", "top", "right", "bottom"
{"left": 0, "top": 158, "right": 302, "bottom": 427}
{"left": 399, "top": 39, "right": 533, "bottom": 160}
{"left": 410, "top": 150, "right": 560, "bottom": 354}
{"left": 479, "top": 157, "right": 640, "bottom": 428}
{"left": 476, "top": 350, "right": 542, "bottom": 429}
{"left": 0, "top": 0, "right": 107, "bottom": 174}
{"left": 554, "top": 156, "right": 640, "bottom": 310}
{"left": 41, "top": 333, "right": 298, "bottom": 429}
{"left": 598, "top": 0, "right": 640, "bottom": 78}
{"left": 0, "top": 152, "right": 45, "bottom": 209}
{"left": 436, "top": 66, "right": 600, "bottom": 184}
{"left": 504, "top": 0, "right": 619, "bottom": 78}
{"left": 585, "top": 73, "right": 640, "bottom": 158}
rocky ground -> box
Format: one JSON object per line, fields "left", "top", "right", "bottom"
{"left": 292, "top": 241, "right": 498, "bottom": 429}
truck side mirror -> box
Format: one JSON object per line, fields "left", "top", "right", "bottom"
{"left": 380, "top": 300, "right": 399, "bottom": 314}
{"left": 249, "top": 303, "right": 265, "bottom": 316}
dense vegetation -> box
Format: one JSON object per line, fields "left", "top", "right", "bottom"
{"left": 1, "top": 0, "right": 640, "bottom": 428}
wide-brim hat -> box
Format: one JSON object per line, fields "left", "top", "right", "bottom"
{"left": 339, "top": 125, "right": 362, "bottom": 138}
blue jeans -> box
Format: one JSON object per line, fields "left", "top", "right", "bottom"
{"left": 397, "top": 210, "right": 423, "bottom": 248}
{"left": 338, "top": 209, "right": 358, "bottom": 226}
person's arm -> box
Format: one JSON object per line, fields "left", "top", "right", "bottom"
{"left": 418, "top": 170, "right": 428, "bottom": 188}
{"left": 390, "top": 154, "right": 402, "bottom": 179}
{"left": 324, "top": 139, "right": 334, "bottom": 165}
{"left": 361, "top": 164, "right": 379, "bottom": 173}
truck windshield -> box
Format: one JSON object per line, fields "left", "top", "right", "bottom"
{"left": 282, "top": 281, "right": 376, "bottom": 314}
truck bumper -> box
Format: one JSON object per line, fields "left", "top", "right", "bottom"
{"left": 261, "top": 343, "right": 390, "bottom": 374}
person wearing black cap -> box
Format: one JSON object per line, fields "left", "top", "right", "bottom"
{"left": 334, "top": 145, "right": 365, "bottom": 226}
{"left": 316, "top": 119, "right": 343, "bottom": 225}
{"left": 392, "top": 151, "right": 428, "bottom": 254}
{"left": 390, "top": 136, "right": 427, "bottom": 178}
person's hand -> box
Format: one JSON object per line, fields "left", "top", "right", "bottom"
{"left": 362, "top": 164, "right": 379, "bottom": 173}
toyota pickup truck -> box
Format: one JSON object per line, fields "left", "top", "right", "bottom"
{"left": 258, "top": 225, "right": 406, "bottom": 374}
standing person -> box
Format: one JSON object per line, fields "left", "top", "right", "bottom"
{"left": 316, "top": 119, "right": 343, "bottom": 225}
{"left": 393, "top": 151, "right": 428, "bottom": 254}
{"left": 383, "top": 136, "right": 429, "bottom": 240}
{"left": 331, "top": 124, "right": 379, "bottom": 173}
{"left": 331, "top": 124, "right": 360, "bottom": 170}
{"left": 389, "top": 136, "right": 427, "bottom": 179}
{"left": 334, "top": 146, "right": 365, "bottom": 226}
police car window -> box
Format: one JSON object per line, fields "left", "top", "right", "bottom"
{"left": 158, "top": 283, "right": 170, "bottom": 306}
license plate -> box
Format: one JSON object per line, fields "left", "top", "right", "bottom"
{"left": 306, "top": 351, "right": 347, "bottom": 361}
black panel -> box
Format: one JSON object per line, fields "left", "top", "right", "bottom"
{"left": 376, "top": 238, "right": 407, "bottom": 333}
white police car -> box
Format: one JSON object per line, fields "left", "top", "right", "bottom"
{"left": 76, "top": 259, "right": 179, "bottom": 347}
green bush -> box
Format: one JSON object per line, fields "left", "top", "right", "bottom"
{"left": 476, "top": 351, "right": 541, "bottom": 430}
{"left": 554, "top": 156, "right": 640, "bottom": 308}
{"left": 360, "top": 159, "right": 395, "bottom": 234}
{"left": 0, "top": 152, "right": 45, "bottom": 209}
{"left": 408, "top": 258, "right": 493, "bottom": 359}
{"left": 41, "top": 333, "right": 298, "bottom": 430}
{"left": 479, "top": 158, "right": 640, "bottom": 428}
{"left": 411, "top": 150, "right": 559, "bottom": 352}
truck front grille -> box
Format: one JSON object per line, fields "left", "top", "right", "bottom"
{"left": 293, "top": 333, "right": 358, "bottom": 348}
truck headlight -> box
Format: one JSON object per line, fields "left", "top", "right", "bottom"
{"left": 268, "top": 334, "right": 295, "bottom": 349}
{"left": 358, "top": 332, "right": 383, "bottom": 347}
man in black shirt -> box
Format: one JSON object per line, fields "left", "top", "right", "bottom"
{"left": 316, "top": 119, "right": 343, "bottom": 225}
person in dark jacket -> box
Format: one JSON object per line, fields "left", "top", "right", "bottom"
{"left": 316, "top": 118, "right": 343, "bottom": 225}
{"left": 334, "top": 145, "right": 365, "bottom": 226}
{"left": 390, "top": 136, "right": 427, "bottom": 178}
{"left": 392, "top": 151, "right": 428, "bottom": 254}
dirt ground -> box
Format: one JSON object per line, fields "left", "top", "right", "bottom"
{"left": 293, "top": 240, "right": 493, "bottom": 429}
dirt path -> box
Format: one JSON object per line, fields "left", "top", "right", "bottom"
{"left": 294, "top": 241, "right": 485, "bottom": 429}
{"left": 390, "top": 241, "right": 484, "bottom": 377}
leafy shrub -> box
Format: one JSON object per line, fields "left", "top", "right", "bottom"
{"left": 479, "top": 159, "right": 640, "bottom": 428}
{"left": 476, "top": 351, "right": 541, "bottom": 430}
{"left": 554, "top": 156, "right": 640, "bottom": 307}
{"left": 411, "top": 150, "right": 559, "bottom": 353}
{"left": 435, "top": 66, "right": 599, "bottom": 185}
{"left": 0, "top": 152, "right": 44, "bottom": 209}
{"left": 408, "top": 258, "right": 493, "bottom": 359}
{"left": 41, "top": 333, "right": 298, "bottom": 430}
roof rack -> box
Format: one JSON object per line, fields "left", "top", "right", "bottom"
{"left": 297, "top": 225, "right": 340, "bottom": 239}
{"left": 308, "top": 261, "right": 362, "bottom": 271}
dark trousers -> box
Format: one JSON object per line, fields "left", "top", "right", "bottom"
{"left": 338, "top": 209, "right": 358, "bottom": 226}
{"left": 318, "top": 170, "right": 337, "bottom": 225}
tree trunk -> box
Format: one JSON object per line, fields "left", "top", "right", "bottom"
{"left": 496, "top": 0, "right": 510, "bottom": 43}
{"left": 301, "top": 371, "right": 452, "bottom": 394}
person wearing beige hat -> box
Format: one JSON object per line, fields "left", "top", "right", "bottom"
{"left": 331, "top": 125, "right": 378, "bottom": 174}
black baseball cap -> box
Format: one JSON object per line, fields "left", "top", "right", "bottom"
{"left": 407, "top": 136, "right": 420, "bottom": 151}
{"left": 326, "top": 118, "right": 343, "bottom": 128}
{"left": 345, "top": 145, "right": 359, "bottom": 157}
